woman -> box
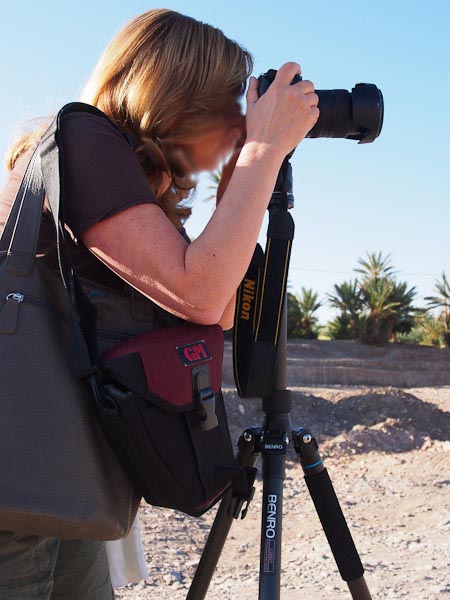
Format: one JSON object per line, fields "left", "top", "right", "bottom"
{"left": 0, "top": 8, "right": 318, "bottom": 599}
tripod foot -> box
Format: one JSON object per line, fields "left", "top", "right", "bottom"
{"left": 348, "top": 576, "right": 372, "bottom": 600}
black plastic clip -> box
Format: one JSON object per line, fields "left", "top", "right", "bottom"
{"left": 192, "top": 365, "right": 218, "bottom": 431}
{"left": 216, "top": 466, "right": 257, "bottom": 520}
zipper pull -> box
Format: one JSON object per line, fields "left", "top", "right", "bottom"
{"left": 0, "top": 292, "right": 24, "bottom": 334}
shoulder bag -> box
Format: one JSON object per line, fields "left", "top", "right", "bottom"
{"left": 0, "top": 104, "right": 141, "bottom": 540}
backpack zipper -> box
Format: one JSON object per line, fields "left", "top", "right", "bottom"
{"left": 2, "top": 292, "right": 130, "bottom": 340}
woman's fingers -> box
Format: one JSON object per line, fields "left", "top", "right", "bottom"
{"left": 295, "top": 79, "right": 315, "bottom": 94}
{"left": 246, "top": 76, "right": 259, "bottom": 106}
{"left": 274, "top": 62, "right": 302, "bottom": 84}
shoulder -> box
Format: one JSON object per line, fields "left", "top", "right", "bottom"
{"left": 59, "top": 109, "right": 143, "bottom": 181}
{"left": 59, "top": 108, "right": 157, "bottom": 237}
{"left": 60, "top": 111, "right": 132, "bottom": 150}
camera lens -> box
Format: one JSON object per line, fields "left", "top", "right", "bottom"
{"left": 307, "top": 84, "right": 384, "bottom": 144}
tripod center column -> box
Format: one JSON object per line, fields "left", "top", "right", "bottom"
{"left": 258, "top": 427, "right": 289, "bottom": 600}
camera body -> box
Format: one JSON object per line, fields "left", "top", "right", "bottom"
{"left": 257, "top": 69, "right": 384, "bottom": 144}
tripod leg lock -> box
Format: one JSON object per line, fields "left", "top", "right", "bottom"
{"left": 292, "top": 427, "right": 324, "bottom": 476}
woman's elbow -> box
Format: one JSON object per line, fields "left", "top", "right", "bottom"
{"left": 178, "top": 298, "right": 222, "bottom": 325}
{"left": 218, "top": 318, "right": 234, "bottom": 332}
{"left": 188, "top": 306, "right": 225, "bottom": 326}
{"left": 191, "top": 303, "right": 235, "bottom": 330}
{"left": 182, "top": 287, "right": 227, "bottom": 326}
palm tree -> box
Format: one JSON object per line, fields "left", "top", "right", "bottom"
{"left": 388, "top": 280, "right": 418, "bottom": 340}
{"left": 326, "top": 313, "right": 354, "bottom": 340}
{"left": 354, "top": 251, "right": 395, "bottom": 281}
{"left": 359, "top": 276, "right": 398, "bottom": 344}
{"left": 327, "top": 279, "right": 363, "bottom": 338}
{"left": 204, "top": 168, "right": 222, "bottom": 202}
{"left": 353, "top": 250, "right": 418, "bottom": 345}
{"left": 418, "top": 314, "right": 446, "bottom": 347}
{"left": 425, "top": 272, "right": 450, "bottom": 346}
{"left": 358, "top": 276, "right": 417, "bottom": 344}
{"left": 287, "top": 288, "right": 322, "bottom": 339}
{"left": 298, "top": 288, "right": 322, "bottom": 338}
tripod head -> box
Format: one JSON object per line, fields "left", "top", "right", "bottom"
{"left": 270, "top": 157, "right": 294, "bottom": 210}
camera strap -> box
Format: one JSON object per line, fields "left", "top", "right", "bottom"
{"left": 233, "top": 162, "right": 294, "bottom": 398}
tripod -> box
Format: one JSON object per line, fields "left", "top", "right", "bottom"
{"left": 187, "top": 158, "right": 373, "bottom": 600}
{"left": 187, "top": 307, "right": 372, "bottom": 599}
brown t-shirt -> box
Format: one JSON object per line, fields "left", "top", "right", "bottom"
{"left": 0, "top": 111, "right": 188, "bottom": 290}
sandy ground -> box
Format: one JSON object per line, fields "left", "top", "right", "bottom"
{"left": 115, "top": 385, "right": 450, "bottom": 600}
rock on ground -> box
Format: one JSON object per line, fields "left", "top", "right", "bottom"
{"left": 115, "top": 385, "right": 450, "bottom": 600}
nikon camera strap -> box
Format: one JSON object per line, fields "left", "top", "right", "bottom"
{"left": 233, "top": 160, "right": 295, "bottom": 398}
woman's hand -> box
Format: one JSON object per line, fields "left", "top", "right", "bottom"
{"left": 245, "top": 62, "right": 319, "bottom": 156}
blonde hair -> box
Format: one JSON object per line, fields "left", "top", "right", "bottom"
{"left": 7, "top": 9, "right": 252, "bottom": 226}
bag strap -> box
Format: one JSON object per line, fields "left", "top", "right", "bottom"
{"left": 1, "top": 102, "right": 116, "bottom": 376}
{"left": 39, "top": 103, "right": 114, "bottom": 369}
{"left": 0, "top": 149, "right": 44, "bottom": 269}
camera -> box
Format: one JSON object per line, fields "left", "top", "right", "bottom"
{"left": 258, "top": 69, "right": 384, "bottom": 144}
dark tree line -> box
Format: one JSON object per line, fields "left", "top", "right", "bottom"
{"left": 287, "top": 252, "right": 449, "bottom": 347}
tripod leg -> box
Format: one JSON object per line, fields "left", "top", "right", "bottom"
{"left": 186, "top": 486, "right": 235, "bottom": 600}
{"left": 186, "top": 428, "right": 260, "bottom": 600}
{"left": 292, "top": 428, "right": 372, "bottom": 600}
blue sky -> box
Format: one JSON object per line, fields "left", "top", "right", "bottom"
{"left": 1, "top": 0, "right": 449, "bottom": 322}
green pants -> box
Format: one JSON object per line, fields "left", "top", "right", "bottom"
{"left": 0, "top": 530, "right": 114, "bottom": 599}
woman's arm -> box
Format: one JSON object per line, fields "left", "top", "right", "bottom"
{"left": 81, "top": 141, "right": 282, "bottom": 324}
{"left": 81, "top": 63, "right": 319, "bottom": 325}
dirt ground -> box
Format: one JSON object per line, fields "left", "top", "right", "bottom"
{"left": 115, "top": 384, "right": 450, "bottom": 600}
